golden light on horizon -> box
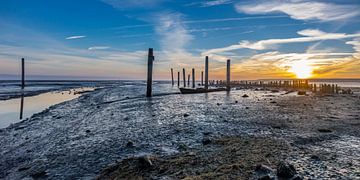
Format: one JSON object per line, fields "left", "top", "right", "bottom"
{"left": 288, "top": 60, "right": 313, "bottom": 79}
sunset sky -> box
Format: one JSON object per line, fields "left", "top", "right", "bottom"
{"left": 0, "top": 0, "right": 359, "bottom": 80}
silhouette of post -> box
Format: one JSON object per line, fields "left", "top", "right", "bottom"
{"left": 146, "top": 48, "right": 154, "bottom": 97}
{"left": 192, "top": 68, "right": 195, "bottom": 88}
{"left": 205, "top": 56, "right": 209, "bottom": 90}
{"left": 21, "top": 58, "right": 25, "bottom": 89}
{"left": 201, "top": 71, "right": 204, "bottom": 86}
{"left": 171, "top": 68, "right": 174, "bottom": 86}
{"left": 226, "top": 59, "right": 230, "bottom": 91}
{"left": 177, "top": 71, "right": 180, "bottom": 87}
{"left": 183, "top": 68, "right": 186, "bottom": 87}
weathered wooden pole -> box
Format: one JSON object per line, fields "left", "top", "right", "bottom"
{"left": 201, "top": 71, "right": 204, "bottom": 86}
{"left": 177, "top": 71, "right": 180, "bottom": 87}
{"left": 20, "top": 94, "right": 24, "bottom": 119}
{"left": 21, "top": 58, "right": 25, "bottom": 89}
{"left": 171, "top": 68, "right": 174, "bottom": 86}
{"left": 183, "top": 68, "right": 186, "bottom": 87}
{"left": 205, "top": 56, "right": 209, "bottom": 90}
{"left": 146, "top": 48, "right": 154, "bottom": 97}
{"left": 192, "top": 68, "right": 195, "bottom": 88}
{"left": 226, "top": 59, "right": 230, "bottom": 91}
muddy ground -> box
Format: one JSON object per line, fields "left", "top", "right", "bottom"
{"left": 0, "top": 83, "right": 359, "bottom": 179}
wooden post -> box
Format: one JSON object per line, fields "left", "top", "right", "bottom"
{"left": 226, "top": 59, "right": 230, "bottom": 91}
{"left": 171, "top": 68, "right": 174, "bottom": 86}
{"left": 21, "top": 58, "right": 25, "bottom": 89}
{"left": 20, "top": 94, "right": 24, "bottom": 119}
{"left": 177, "top": 71, "right": 180, "bottom": 87}
{"left": 205, "top": 56, "right": 209, "bottom": 90}
{"left": 183, "top": 68, "right": 186, "bottom": 87}
{"left": 192, "top": 68, "right": 195, "bottom": 88}
{"left": 146, "top": 48, "right": 154, "bottom": 97}
{"left": 201, "top": 71, "right": 204, "bottom": 86}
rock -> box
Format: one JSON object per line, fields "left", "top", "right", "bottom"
{"left": 277, "top": 161, "right": 297, "bottom": 178}
{"left": 318, "top": 129, "right": 332, "bottom": 133}
{"left": 235, "top": 100, "right": 238, "bottom": 103}
{"left": 203, "top": 132, "right": 212, "bottom": 135}
{"left": 183, "top": 113, "right": 190, "bottom": 117}
{"left": 242, "top": 94, "right": 249, "bottom": 98}
{"left": 216, "top": 103, "right": 221, "bottom": 106}
{"left": 85, "top": 130, "right": 91, "bottom": 133}
{"left": 202, "top": 138, "right": 212, "bottom": 145}
{"left": 137, "top": 155, "right": 153, "bottom": 169}
{"left": 245, "top": 107, "right": 249, "bottom": 109}
{"left": 255, "top": 164, "right": 275, "bottom": 180}
{"left": 310, "top": 155, "right": 320, "bottom": 161}
{"left": 270, "top": 101, "right": 277, "bottom": 104}
{"left": 297, "top": 91, "right": 306, "bottom": 95}
{"left": 126, "top": 141, "right": 134, "bottom": 148}
{"left": 271, "top": 90, "right": 279, "bottom": 93}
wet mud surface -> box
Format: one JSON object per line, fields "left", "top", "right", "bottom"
{"left": 0, "top": 83, "right": 359, "bottom": 179}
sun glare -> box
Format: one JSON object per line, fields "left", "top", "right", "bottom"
{"left": 289, "top": 61, "right": 313, "bottom": 79}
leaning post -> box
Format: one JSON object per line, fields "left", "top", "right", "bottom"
{"left": 205, "top": 56, "right": 209, "bottom": 90}
{"left": 226, "top": 59, "right": 230, "bottom": 91}
{"left": 146, "top": 48, "right": 154, "bottom": 97}
{"left": 177, "top": 71, "right": 180, "bottom": 87}
{"left": 201, "top": 71, "right": 204, "bottom": 86}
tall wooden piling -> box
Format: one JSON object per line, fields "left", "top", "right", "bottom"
{"left": 170, "top": 68, "right": 174, "bottom": 86}
{"left": 183, "top": 68, "right": 186, "bottom": 87}
{"left": 226, "top": 59, "right": 230, "bottom": 91}
{"left": 146, "top": 48, "right": 154, "bottom": 97}
{"left": 192, "top": 68, "right": 195, "bottom": 88}
{"left": 21, "top": 58, "right": 25, "bottom": 89}
{"left": 177, "top": 71, "right": 180, "bottom": 87}
{"left": 205, "top": 56, "right": 209, "bottom": 90}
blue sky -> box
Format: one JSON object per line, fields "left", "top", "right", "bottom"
{"left": 0, "top": 0, "right": 359, "bottom": 80}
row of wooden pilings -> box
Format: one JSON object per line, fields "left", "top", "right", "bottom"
{"left": 169, "top": 56, "right": 231, "bottom": 91}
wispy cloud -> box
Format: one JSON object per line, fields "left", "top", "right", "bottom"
{"left": 201, "top": 0, "right": 233, "bottom": 7}
{"left": 235, "top": 0, "right": 360, "bottom": 21}
{"left": 88, "top": 46, "right": 110, "bottom": 50}
{"left": 65, "top": 35, "right": 86, "bottom": 40}
{"left": 101, "top": 0, "right": 165, "bottom": 9}
{"left": 203, "top": 29, "right": 360, "bottom": 55}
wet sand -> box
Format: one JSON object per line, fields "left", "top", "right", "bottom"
{"left": 0, "top": 84, "right": 359, "bottom": 179}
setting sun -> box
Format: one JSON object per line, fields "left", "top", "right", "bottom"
{"left": 289, "top": 60, "right": 313, "bottom": 79}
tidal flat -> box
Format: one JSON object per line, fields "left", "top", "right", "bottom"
{"left": 0, "top": 82, "right": 359, "bottom": 179}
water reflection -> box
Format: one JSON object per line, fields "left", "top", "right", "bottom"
{"left": 20, "top": 92, "right": 24, "bottom": 120}
{"left": 0, "top": 87, "right": 94, "bottom": 129}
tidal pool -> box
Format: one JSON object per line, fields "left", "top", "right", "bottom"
{"left": 0, "top": 87, "right": 94, "bottom": 128}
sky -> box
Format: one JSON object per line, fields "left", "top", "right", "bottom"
{"left": 0, "top": 0, "right": 359, "bottom": 80}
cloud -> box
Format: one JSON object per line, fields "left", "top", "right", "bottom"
{"left": 235, "top": 0, "right": 360, "bottom": 21}
{"left": 202, "top": 29, "right": 360, "bottom": 55}
{"left": 101, "top": 0, "right": 165, "bottom": 9}
{"left": 88, "top": 46, "right": 110, "bottom": 50}
{"left": 65, "top": 35, "right": 86, "bottom": 40}
{"left": 201, "top": 0, "right": 233, "bottom": 7}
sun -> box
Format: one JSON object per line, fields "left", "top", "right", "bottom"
{"left": 289, "top": 60, "right": 313, "bottom": 79}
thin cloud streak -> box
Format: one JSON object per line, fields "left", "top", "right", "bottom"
{"left": 88, "top": 46, "right": 110, "bottom": 50}
{"left": 203, "top": 29, "right": 360, "bottom": 55}
{"left": 65, "top": 35, "right": 86, "bottom": 40}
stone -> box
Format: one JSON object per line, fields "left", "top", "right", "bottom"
{"left": 202, "top": 138, "right": 212, "bottom": 145}
{"left": 137, "top": 155, "right": 153, "bottom": 169}
{"left": 297, "top": 91, "right": 306, "bottom": 95}
{"left": 85, "top": 130, "right": 91, "bottom": 133}
{"left": 310, "top": 155, "right": 320, "bottom": 161}
{"left": 242, "top": 94, "right": 249, "bottom": 98}
{"left": 255, "top": 164, "right": 275, "bottom": 180}
{"left": 318, "top": 129, "right": 332, "bottom": 133}
{"left": 277, "top": 161, "right": 297, "bottom": 178}
{"left": 235, "top": 100, "right": 238, "bottom": 103}
{"left": 126, "top": 141, "right": 134, "bottom": 148}
{"left": 183, "top": 113, "right": 190, "bottom": 117}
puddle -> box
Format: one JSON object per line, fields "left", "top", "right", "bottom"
{"left": 0, "top": 87, "right": 94, "bottom": 128}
